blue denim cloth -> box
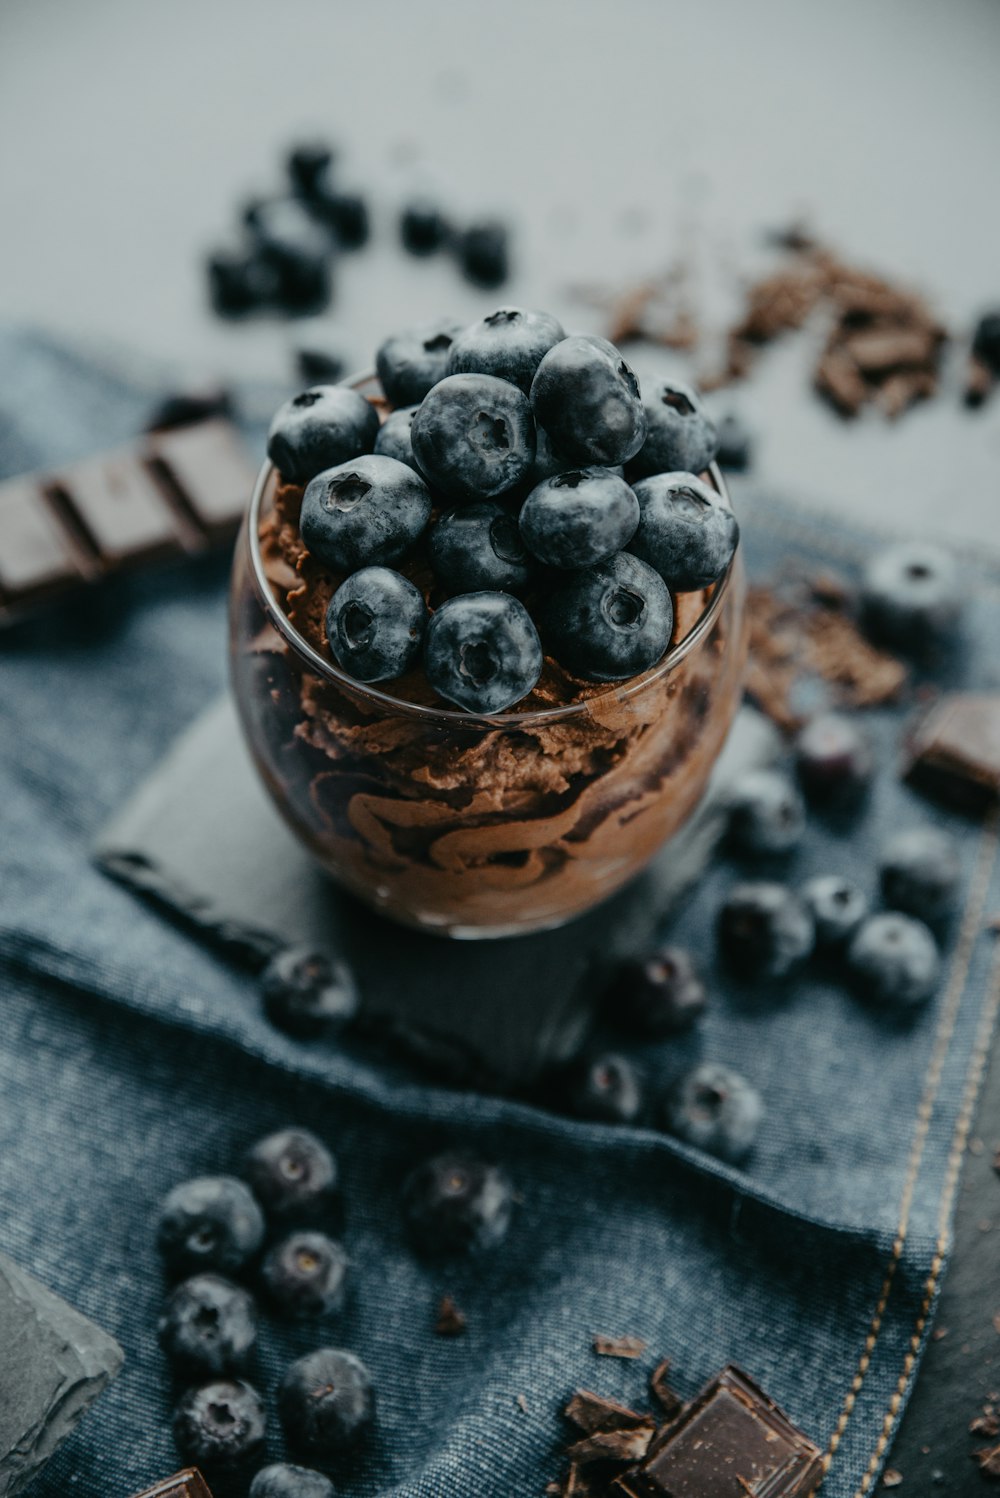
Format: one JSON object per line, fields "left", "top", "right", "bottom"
{"left": 2, "top": 326, "right": 999, "bottom": 1498}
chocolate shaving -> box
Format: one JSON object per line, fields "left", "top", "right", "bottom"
{"left": 972, "top": 1412, "right": 1000, "bottom": 1438}
{"left": 592, "top": 1334, "right": 647, "bottom": 1360}
{"left": 649, "top": 1358, "right": 683, "bottom": 1418}
{"left": 434, "top": 1295, "right": 467, "bottom": 1336}
{"left": 881, "top": 1471, "right": 903, "bottom": 1489}
{"left": 974, "top": 1442, "right": 1000, "bottom": 1476}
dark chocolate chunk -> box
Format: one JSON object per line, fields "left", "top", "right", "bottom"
{"left": 648, "top": 1358, "right": 683, "bottom": 1419}
{"left": 565, "top": 1391, "right": 652, "bottom": 1437}
{"left": 903, "top": 693, "right": 1000, "bottom": 812}
{"left": 0, "top": 477, "right": 92, "bottom": 604}
{"left": 129, "top": 1472, "right": 214, "bottom": 1498}
{"left": 0, "top": 1251, "right": 123, "bottom": 1498}
{"left": 611, "top": 1364, "right": 822, "bottom": 1498}
{"left": 592, "top": 1334, "right": 647, "bottom": 1360}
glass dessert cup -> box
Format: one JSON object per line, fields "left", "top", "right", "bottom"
{"left": 229, "top": 378, "right": 748, "bottom": 940}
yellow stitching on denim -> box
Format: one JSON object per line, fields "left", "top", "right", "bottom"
{"left": 807, "top": 811, "right": 999, "bottom": 1494}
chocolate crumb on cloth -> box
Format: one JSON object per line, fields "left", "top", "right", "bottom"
{"left": 592, "top": 1334, "right": 648, "bottom": 1360}
{"left": 433, "top": 1294, "right": 467, "bottom": 1337}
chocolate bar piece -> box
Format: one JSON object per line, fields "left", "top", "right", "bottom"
{"left": 611, "top": 1364, "right": 822, "bottom": 1498}
{"left": 0, "top": 418, "right": 255, "bottom": 627}
{"left": 903, "top": 692, "right": 1000, "bottom": 811}
{"left": 129, "top": 1470, "right": 214, "bottom": 1498}
{"left": 0, "top": 1251, "right": 123, "bottom": 1498}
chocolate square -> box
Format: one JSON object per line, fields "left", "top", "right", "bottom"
{"left": 612, "top": 1365, "right": 823, "bottom": 1498}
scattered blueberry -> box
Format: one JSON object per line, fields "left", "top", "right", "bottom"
{"left": 292, "top": 321, "right": 349, "bottom": 385}
{"left": 424, "top": 592, "right": 542, "bottom": 713}
{"left": 172, "top": 1379, "right": 267, "bottom": 1470}
{"left": 411, "top": 372, "right": 536, "bottom": 502}
{"left": 243, "top": 1127, "right": 339, "bottom": 1219}
{"left": 157, "top": 1177, "right": 265, "bottom": 1277}
{"left": 262, "top": 1232, "right": 349, "bottom": 1318}
{"left": 538, "top": 551, "right": 673, "bottom": 683}
{"left": 250, "top": 1466, "right": 335, "bottom": 1498}
{"left": 400, "top": 199, "right": 450, "bottom": 256}
{"left": 249, "top": 1462, "right": 335, "bottom": 1498}
{"left": 261, "top": 947, "right": 359, "bottom": 1039}
{"left": 248, "top": 198, "right": 333, "bottom": 311}
{"left": 288, "top": 141, "right": 335, "bottom": 198}
{"left": 880, "top": 826, "right": 961, "bottom": 927}
{"left": 376, "top": 318, "right": 465, "bottom": 407}
{"left": 158, "top": 1275, "right": 257, "bottom": 1377}
{"left": 429, "top": 503, "right": 533, "bottom": 595}
{"left": 561, "top": 1053, "right": 644, "bottom": 1126}
{"left": 374, "top": 406, "right": 420, "bottom": 469}
{"left": 326, "top": 566, "right": 427, "bottom": 682}
{"left": 313, "top": 190, "right": 370, "bottom": 249}
{"left": 662, "top": 1062, "right": 763, "bottom": 1164}
{"left": 520, "top": 467, "right": 640, "bottom": 569}
{"left": 267, "top": 386, "right": 379, "bottom": 486}
{"left": 629, "top": 472, "right": 739, "bottom": 591}
{"left": 403, "top": 1151, "right": 513, "bottom": 1256}
{"left": 606, "top": 946, "right": 707, "bottom": 1036}
{"left": 455, "top": 219, "right": 510, "bottom": 288}
{"left": 714, "top": 412, "right": 752, "bottom": 471}
{"left": 278, "top": 1348, "right": 375, "bottom": 1455}
{"left": 530, "top": 336, "right": 647, "bottom": 467}
{"left": 207, "top": 249, "right": 279, "bottom": 316}
{"left": 847, "top": 913, "right": 941, "bottom": 1008}
{"left": 629, "top": 379, "right": 719, "bottom": 479}
{"left": 802, "top": 875, "right": 869, "bottom": 948}
{"left": 972, "top": 311, "right": 1000, "bottom": 374}
{"left": 718, "top": 882, "right": 815, "bottom": 978}
{"left": 727, "top": 769, "right": 806, "bottom": 856}
{"left": 795, "top": 713, "right": 874, "bottom": 807}
{"left": 861, "top": 543, "right": 961, "bottom": 654}
{"left": 447, "top": 308, "right": 565, "bottom": 395}
{"left": 301, "top": 454, "right": 432, "bottom": 570}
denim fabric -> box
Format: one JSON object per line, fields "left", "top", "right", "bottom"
{"left": 2, "top": 326, "right": 999, "bottom": 1498}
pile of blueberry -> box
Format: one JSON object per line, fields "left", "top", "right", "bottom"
{"left": 154, "top": 1127, "right": 513, "bottom": 1489}
{"left": 266, "top": 308, "right": 738, "bottom": 712}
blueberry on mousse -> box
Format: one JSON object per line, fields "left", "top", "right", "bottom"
{"left": 375, "top": 318, "right": 465, "bottom": 408}
{"left": 629, "top": 379, "right": 719, "bottom": 479}
{"left": 403, "top": 1151, "right": 513, "bottom": 1256}
{"left": 326, "top": 567, "right": 428, "bottom": 682}
{"left": 411, "top": 372, "right": 536, "bottom": 502}
{"left": 301, "top": 455, "right": 432, "bottom": 571}
{"left": 429, "top": 503, "right": 533, "bottom": 595}
{"left": 268, "top": 386, "right": 379, "bottom": 486}
{"left": 530, "top": 335, "right": 647, "bottom": 467}
{"left": 446, "top": 307, "right": 566, "bottom": 394}
{"left": 538, "top": 552, "right": 673, "bottom": 682}
{"left": 519, "top": 467, "right": 640, "bottom": 570}
{"left": 373, "top": 405, "right": 420, "bottom": 469}
{"left": 629, "top": 473, "right": 739, "bottom": 591}
{"left": 424, "top": 592, "right": 543, "bottom": 713}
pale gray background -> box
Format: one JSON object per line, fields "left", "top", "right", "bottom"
{"left": 2, "top": 0, "right": 999, "bottom": 545}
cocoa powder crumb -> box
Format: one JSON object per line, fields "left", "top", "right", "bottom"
{"left": 881, "top": 1471, "right": 903, "bottom": 1488}
{"left": 434, "top": 1295, "right": 467, "bottom": 1336}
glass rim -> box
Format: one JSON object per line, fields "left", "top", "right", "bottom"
{"left": 245, "top": 369, "right": 740, "bottom": 729}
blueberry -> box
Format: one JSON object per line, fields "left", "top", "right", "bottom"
{"left": 400, "top": 199, "right": 450, "bottom": 256}
{"left": 606, "top": 946, "right": 706, "bottom": 1036}
{"left": 301, "top": 454, "right": 432, "bottom": 571}
{"left": 402, "top": 1151, "right": 513, "bottom": 1256}
{"left": 531, "top": 336, "right": 646, "bottom": 467}
{"left": 727, "top": 769, "right": 806, "bottom": 857}
{"left": 447, "top": 308, "right": 566, "bottom": 395}
{"left": 972, "top": 311, "right": 1000, "bottom": 373}
{"left": 718, "top": 882, "right": 815, "bottom": 978}
{"left": 530, "top": 423, "right": 574, "bottom": 483}
{"left": 519, "top": 467, "right": 640, "bottom": 569}
{"left": 262, "top": 1232, "right": 349, "bottom": 1318}
{"left": 880, "top": 826, "right": 961, "bottom": 927}
{"left": 157, "top": 1177, "right": 265, "bottom": 1277}
{"left": 538, "top": 551, "right": 673, "bottom": 683}
{"left": 861, "top": 543, "right": 961, "bottom": 654}
{"left": 288, "top": 141, "right": 336, "bottom": 198}
{"left": 411, "top": 373, "right": 536, "bottom": 502}
{"left": 715, "top": 412, "right": 752, "bottom": 472}
{"left": 261, "top": 947, "right": 359, "bottom": 1038}
{"left": 243, "top": 1127, "right": 339, "bottom": 1220}
{"left": 292, "top": 321, "right": 348, "bottom": 385}
{"left": 795, "top": 713, "right": 874, "bottom": 807}
{"left": 313, "top": 190, "right": 370, "bottom": 250}
{"left": 248, "top": 198, "right": 333, "bottom": 312}
{"left": 629, "top": 473, "right": 739, "bottom": 591}
{"left": 158, "top": 1275, "right": 257, "bottom": 1377}
{"left": 455, "top": 219, "right": 510, "bottom": 288}
{"left": 374, "top": 406, "right": 420, "bottom": 469}
{"left": 429, "top": 503, "right": 532, "bottom": 595}
{"left": 424, "top": 592, "right": 542, "bottom": 713}
{"left": 327, "top": 567, "right": 427, "bottom": 683}
{"left": 250, "top": 1465, "right": 335, "bottom": 1498}
{"left": 561, "top": 1053, "right": 644, "bottom": 1126}
{"left": 848, "top": 913, "right": 940, "bottom": 1008}
{"left": 629, "top": 380, "right": 719, "bottom": 479}
{"left": 172, "top": 1379, "right": 267, "bottom": 1470}
{"left": 207, "top": 249, "right": 279, "bottom": 316}
{"left": 267, "top": 387, "right": 379, "bottom": 486}
{"left": 279, "top": 1348, "right": 375, "bottom": 1455}
{"left": 662, "top": 1062, "right": 763, "bottom": 1164}
{"left": 376, "top": 318, "right": 465, "bottom": 408}
{"left": 802, "top": 875, "right": 869, "bottom": 948}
